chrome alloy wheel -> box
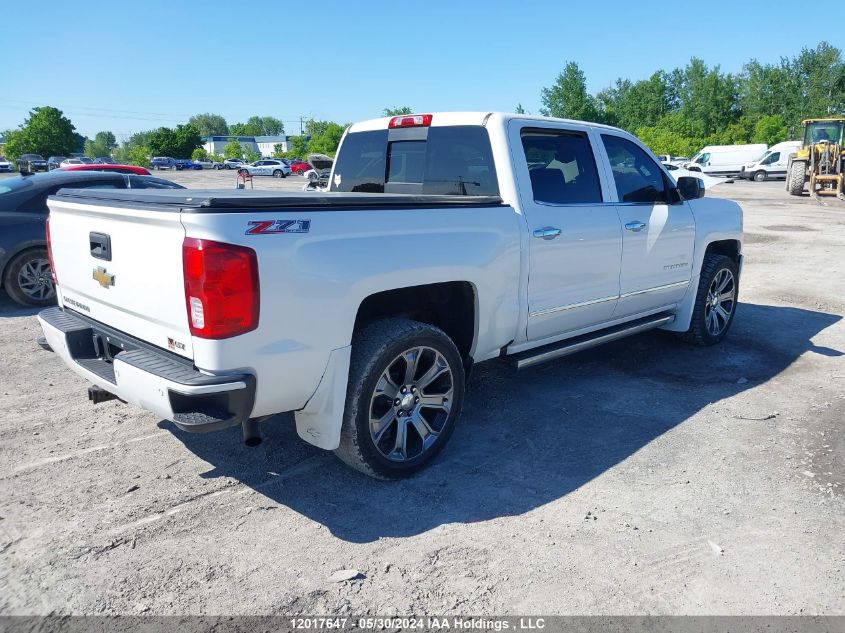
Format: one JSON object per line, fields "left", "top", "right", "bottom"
{"left": 368, "top": 346, "right": 454, "bottom": 462}
{"left": 704, "top": 268, "right": 735, "bottom": 336}
{"left": 18, "top": 257, "right": 55, "bottom": 302}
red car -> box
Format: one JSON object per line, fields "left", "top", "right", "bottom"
{"left": 288, "top": 159, "right": 311, "bottom": 175}
{"left": 59, "top": 164, "right": 151, "bottom": 176}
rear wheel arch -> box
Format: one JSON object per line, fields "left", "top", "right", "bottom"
{"left": 352, "top": 281, "right": 478, "bottom": 365}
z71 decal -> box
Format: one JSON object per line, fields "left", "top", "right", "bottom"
{"left": 245, "top": 219, "right": 311, "bottom": 235}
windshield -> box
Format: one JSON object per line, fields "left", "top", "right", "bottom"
{"left": 804, "top": 121, "right": 844, "bottom": 145}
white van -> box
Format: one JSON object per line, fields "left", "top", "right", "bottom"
{"left": 686, "top": 144, "right": 768, "bottom": 177}
{"left": 739, "top": 141, "right": 801, "bottom": 181}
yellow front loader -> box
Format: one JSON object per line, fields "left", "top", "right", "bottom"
{"left": 786, "top": 117, "right": 845, "bottom": 198}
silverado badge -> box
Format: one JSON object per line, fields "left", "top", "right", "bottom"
{"left": 92, "top": 266, "right": 115, "bottom": 288}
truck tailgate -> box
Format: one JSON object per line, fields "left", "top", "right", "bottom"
{"left": 48, "top": 197, "right": 192, "bottom": 359}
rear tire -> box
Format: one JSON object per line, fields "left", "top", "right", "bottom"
{"left": 273, "top": 169, "right": 282, "bottom": 178}
{"left": 334, "top": 318, "right": 465, "bottom": 479}
{"left": 787, "top": 161, "right": 806, "bottom": 196}
{"left": 3, "top": 248, "right": 56, "bottom": 307}
{"left": 680, "top": 254, "right": 738, "bottom": 346}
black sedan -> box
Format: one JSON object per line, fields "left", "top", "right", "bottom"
{"left": 16, "top": 154, "right": 49, "bottom": 174}
{"left": 0, "top": 170, "right": 183, "bottom": 306}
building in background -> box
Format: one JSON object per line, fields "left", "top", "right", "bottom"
{"left": 202, "top": 135, "right": 290, "bottom": 158}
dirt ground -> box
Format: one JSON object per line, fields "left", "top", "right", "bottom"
{"left": 0, "top": 175, "right": 843, "bottom": 616}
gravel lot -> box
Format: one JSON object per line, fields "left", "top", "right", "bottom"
{"left": 1, "top": 176, "right": 843, "bottom": 615}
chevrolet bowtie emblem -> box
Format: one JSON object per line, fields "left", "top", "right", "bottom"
{"left": 92, "top": 266, "right": 115, "bottom": 288}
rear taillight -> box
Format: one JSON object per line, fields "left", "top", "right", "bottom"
{"left": 388, "top": 114, "right": 433, "bottom": 128}
{"left": 45, "top": 217, "right": 57, "bottom": 283}
{"left": 182, "top": 238, "right": 259, "bottom": 339}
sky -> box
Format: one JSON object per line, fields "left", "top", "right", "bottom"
{"left": 2, "top": 1, "right": 843, "bottom": 140}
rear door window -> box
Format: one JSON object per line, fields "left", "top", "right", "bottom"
{"left": 521, "top": 131, "right": 603, "bottom": 204}
{"left": 331, "top": 126, "right": 499, "bottom": 196}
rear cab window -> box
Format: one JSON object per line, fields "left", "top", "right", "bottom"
{"left": 330, "top": 125, "right": 499, "bottom": 196}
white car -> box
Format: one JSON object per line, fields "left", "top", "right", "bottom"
{"left": 237, "top": 159, "right": 291, "bottom": 178}
{"left": 664, "top": 163, "right": 727, "bottom": 189}
{"left": 222, "top": 159, "right": 246, "bottom": 170}
{"left": 59, "top": 158, "right": 92, "bottom": 168}
{"left": 38, "top": 112, "right": 743, "bottom": 478}
{"left": 192, "top": 158, "right": 223, "bottom": 170}
{"left": 0, "top": 156, "right": 11, "bottom": 172}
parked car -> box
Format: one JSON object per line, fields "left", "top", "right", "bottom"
{"left": 175, "top": 158, "right": 203, "bottom": 170}
{"left": 59, "top": 158, "right": 88, "bottom": 168}
{"left": 150, "top": 157, "right": 182, "bottom": 170}
{"left": 656, "top": 155, "right": 689, "bottom": 166}
{"left": 223, "top": 158, "right": 246, "bottom": 170}
{"left": 37, "top": 112, "right": 743, "bottom": 478}
{"left": 94, "top": 157, "right": 116, "bottom": 164}
{"left": 739, "top": 141, "right": 801, "bottom": 182}
{"left": 664, "top": 163, "right": 727, "bottom": 189}
{"left": 16, "top": 154, "right": 48, "bottom": 174}
{"left": 0, "top": 170, "right": 183, "bottom": 307}
{"left": 0, "top": 156, "right": 11, "bottom": 173}
{"left": 193, "top": 158, "right": 223, "bottom": 170}
{"left": 60, "top": 163, "right": 151, "bottom": 176}
{"left": 47, "top": 156, "right": 67, "bottom": 171}
{"left": 237, "top": 159, "right": 291, "bottom": 177}
{"left": 288, "top": 158, "right": 311, "bottom": 175}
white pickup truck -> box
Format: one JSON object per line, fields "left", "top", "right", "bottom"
{"left": 38, "top": 112, "right": 743, "bottom": 478}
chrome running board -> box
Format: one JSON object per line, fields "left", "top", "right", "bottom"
{"left": 513, "top": 313, "right": 675, "bottom": 370}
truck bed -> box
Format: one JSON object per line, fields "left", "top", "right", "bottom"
{"left": 51, "top": 188, "right": 506, "bottom": 211}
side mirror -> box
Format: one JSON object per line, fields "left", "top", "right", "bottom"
{"left": 676, "top": 176, "right": 705, "bottom": 200}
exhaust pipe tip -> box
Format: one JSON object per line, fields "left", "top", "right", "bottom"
{"left": 242, "top": 418, "right": 262, "bottom": 447}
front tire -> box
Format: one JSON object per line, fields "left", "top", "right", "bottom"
{"left": 787, "top": 161, "right": 806, "bottom": 196}
{"left": 3, "top": 248, "right": 56, "bottom": 307}
{"left": 335, "top": 318, "right": 465, "bottom": 479}
{"left": 680, "top": 254, "right": 738, "bottom": 346}
{"left": 753, "top": 170, "right": 767, "bottom": 182}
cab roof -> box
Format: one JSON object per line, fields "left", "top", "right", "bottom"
{"left": 347, "top": 111, "right": 625, "bottom": 134}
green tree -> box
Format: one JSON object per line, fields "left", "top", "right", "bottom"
{"left": 753, "top": 115, "right": 789, "bottom": 145}
{"left": 147, "top": 124, "right": 202, "bottom": 158}
{"left": 4, "top": 106, "right": 78, "bottom": 160}
{"left": 243, "top": 147, "right": 261, "bottom": 162}
{"left": 514, "top": 104, "right": 527, "bottom": 114}
{"left": 173, "top": 123, "right": 202, "bottom": 157}
{"left": 191, "top": 147, "right": 209, "bottom": 161}
{"left": 230, "top": 116, "right": 285, "bottom": 136}
{"left": 282, "top": 135, "right": 309, "bottom": 159}
{"left": 635, "top": 112, "right": 707, "bottom": 157}
{"left": 223, "top": 139, "right": 243, "bottom": 159}
{"left": 306, "top": 120, "right": 346, "bottom": 156}
{"left": 597, "top": 72, "right": 671, "bottom": 131}
{"left": 187, "top": 113, "right": 229, "bottom": 137}
{"left": 674, "top": 58, "right": 740, "bottom": 136}
{"left": 382, "top": 107, "right": 413, "bottom": 116}
{"left": 84, "top": 131, "right": 117, "bottom": 158}
{"left": 541, "top": 62, "right": 600, "bottom": 122}
{"left": 126, "top": 146, "right": 151, "bottom": 167}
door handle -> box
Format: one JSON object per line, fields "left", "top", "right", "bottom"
{"left": 625, "top": 221, "right": 646, "bottom": 232}
{"left": 533, "top": 227, "right": 562, "bottom": 240}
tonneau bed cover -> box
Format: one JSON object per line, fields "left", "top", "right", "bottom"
{"left": 50, "top": 188, "right": 505, "bottom": 211}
